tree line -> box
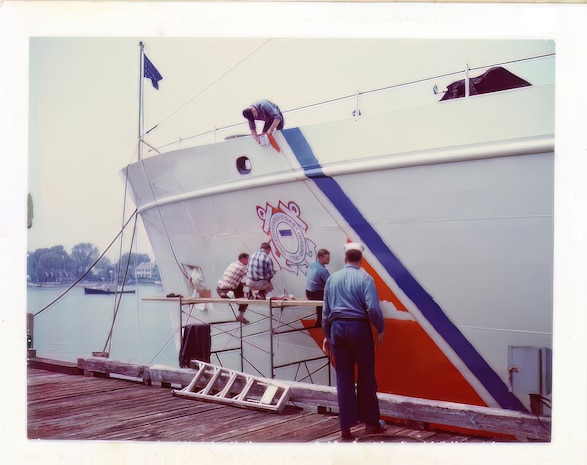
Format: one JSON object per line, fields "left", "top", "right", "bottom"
{"left": 27, "top": 242, "right": 153, "bottom": 284}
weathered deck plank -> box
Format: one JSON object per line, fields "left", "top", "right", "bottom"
{"left": 27, "top": 366, "right": 515, "bottom": 443}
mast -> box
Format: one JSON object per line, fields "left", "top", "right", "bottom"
{"left": 138, "top": 41, "right": 145, "bottom": 160}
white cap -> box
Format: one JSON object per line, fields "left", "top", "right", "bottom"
{"left": 344, "top": 242, "right": 364, "bottom": 252}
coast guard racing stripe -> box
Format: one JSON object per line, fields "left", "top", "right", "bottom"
{"left": 282, "top": 127, "right": 527, "bottom": 412}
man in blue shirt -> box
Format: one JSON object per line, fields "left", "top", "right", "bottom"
{"left": 305, "top": 248, "right": 330, "bottom": 327}
{"left": 242, "top": 100, "right": 284, "bottom": 144}
{"left": 322, "top": 242, "right": 387, "bottom": 441}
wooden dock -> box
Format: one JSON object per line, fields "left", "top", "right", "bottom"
{"left": 28, "top": 366, "right": 342, "bottom": 442}
{"left": 27, "top": 358, "right": 547, "bottom": 443}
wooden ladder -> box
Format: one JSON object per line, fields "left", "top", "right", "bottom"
{"left": 172, "top": 361, "right": 291, "bottom": 413}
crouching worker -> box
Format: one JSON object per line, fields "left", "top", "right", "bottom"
{"left": 242, "top": 99, "right": 284, "bottom": 144}
{"left": 246, "top": 242, "right": 275, "bottom": 300}
{"left": 217, "top": 253, "right": 250, "bottom": 324}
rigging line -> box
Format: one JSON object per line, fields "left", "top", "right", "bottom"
{"left": 33, "top": 210, "right": 138, "bottom": 318}
{"left": 131, "top": 223, "right": 144, "bottom": 362}
{"left": 102, "top": 212, "right": 140, "bottom": 354}
{"left": 468, "top": 52, "right": 555, "bottom": 73}
{"left": 288, "top": 52, "right": 557, "bottom": 108}
{"left": 148, "top": 325, "right": 179, "bottom": 365}
{"left": 148, "top": 38, "right": 273, "bottom": 132}
{"left": 154, "top": 52, "right": 555, "bottom": 151}
{"left": 103, "top": 160, "right": 140, "bottom": 354}
{"left": 104, "top": 149, "right": 135, "bottom": 350}
{"left": 136, "top": 158, "right": 190, "bottom": 282}
{"left": 114, "top": 147, "right": 136, "bottom": 290}
{"left": 364, "top": 52, "right": 556, "bottom": 99}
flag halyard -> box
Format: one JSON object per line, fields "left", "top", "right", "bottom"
{"left": 144, "top": 54, "right": 163, "bottom": 89}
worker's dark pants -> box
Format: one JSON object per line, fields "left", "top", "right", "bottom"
{"left": 305, "top": 289, "right": 324, "bottom": 324}
{"left": 331, "top": 319, "right": 380, "bottom": 430}
{"left": 262, "top": 113, "right": 284, "bottom": 133}
{"left": 217, "top": 283, "right": 248, "bottom": 313}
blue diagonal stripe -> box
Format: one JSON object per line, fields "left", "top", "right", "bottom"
{"left": 283, "top": 127, "right": 527, "bottom": 412}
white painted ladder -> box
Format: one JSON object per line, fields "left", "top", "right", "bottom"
{"left": 172, "top": 361, "right": 291, "bottom": 413}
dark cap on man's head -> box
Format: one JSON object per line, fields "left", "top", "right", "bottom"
{"left": 243, "top": 108, "right": 254, "bottom": 120}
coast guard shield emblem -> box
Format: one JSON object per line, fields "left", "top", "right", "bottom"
{"left": 256, "top": 201, "right": 316, "bottom": 275}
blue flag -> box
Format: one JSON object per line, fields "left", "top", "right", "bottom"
{"left": 144, "top": 54, "right": 163, "bottom": 89}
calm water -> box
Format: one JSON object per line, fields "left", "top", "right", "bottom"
{"left": 27, "top": 284, "right": 180, "bottom": 367}
{"left": 27, "top": 284, "right": 331, "bottom": 383}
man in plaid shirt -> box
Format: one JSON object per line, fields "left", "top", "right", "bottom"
{"left": 217, "top": 253, "right": 250, "bottom": 324}
{"left": 246, "top": 242, "right": 276, "bottom": 300}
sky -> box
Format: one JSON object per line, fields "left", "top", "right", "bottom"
{"left": 2, "top": 2, "right": 587, "bottom": 465}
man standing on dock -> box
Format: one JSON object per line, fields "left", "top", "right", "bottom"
{"left": 217, "top": 253, "right": 250, "bottom": 324}
{"left": 246, "top": 242, "right": 276, "bottom": 300}
{"left": 322, "top": 242, "right": 387, "bottom": 441}
{"left": 305, "top": 248, "right": 330, "bottom": 328}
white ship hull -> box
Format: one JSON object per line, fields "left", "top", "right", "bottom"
{"left": 124, "top": 65, "right": 553, "bottom": 417}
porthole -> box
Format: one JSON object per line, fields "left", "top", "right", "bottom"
{"left": 236, "top": 156, "right": 252, "bottom": 175}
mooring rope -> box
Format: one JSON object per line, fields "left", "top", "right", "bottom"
{"left": 32, "top": 211, "right": 138, "bottom": 318}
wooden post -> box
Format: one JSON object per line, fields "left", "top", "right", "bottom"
{"left": 27, "top": 313, "right": 36, "bottom": 358}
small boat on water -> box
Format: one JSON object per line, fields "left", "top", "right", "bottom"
{"left": 83, "top": 284, "right": 136, "bottom": 295}
{"left": 121, "top": 40, "right": 554, "bottom": 426}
